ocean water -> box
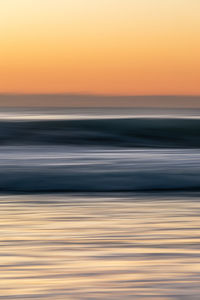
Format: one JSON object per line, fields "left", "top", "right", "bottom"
{"left": 1, "top": 107, "right": 200, "bottom": 299}
{"left": 1, "top": 107, "right": 200, "bottom": 192}
{"left": 1, "top": 194, "right": 200, "bottom": 300}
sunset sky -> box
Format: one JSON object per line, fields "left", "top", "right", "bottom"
{"left": 0, "top": 0, "right": 200, "bottom": 95}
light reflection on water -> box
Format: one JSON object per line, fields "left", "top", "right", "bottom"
{"left": 0, "top": 194, "right": 200, "bottom": 299}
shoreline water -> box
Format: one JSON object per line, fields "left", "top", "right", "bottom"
{"left": 0, "top": 193, "right": 200, "bottom": 299}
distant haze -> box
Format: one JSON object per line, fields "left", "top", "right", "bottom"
{"left": 0, "top": 95, "right": 200, "bottom": 108}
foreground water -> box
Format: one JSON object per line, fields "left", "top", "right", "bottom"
{"left": 1, "top": 194, "right": 200, "bottom": 300}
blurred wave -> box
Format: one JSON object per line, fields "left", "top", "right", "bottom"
{"left": 1, "top": 147, "right": 200, "bottom": 192}
{"left": 1, "top": 110, "right": 200, "bottom": 193}
{"left": 1, "top": 117, "right": 200, "bottom": 147}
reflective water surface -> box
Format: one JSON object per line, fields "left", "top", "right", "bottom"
{"left": 1, "top": 194, "right": 200, "bottom": 299}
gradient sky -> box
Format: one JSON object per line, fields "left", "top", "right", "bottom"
{"left": 0, "top": 0, "right": 200, "bottom": 95}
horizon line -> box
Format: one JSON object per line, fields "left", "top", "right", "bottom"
{"left": 1, "top": 93, "right": 200, "bottom": 97}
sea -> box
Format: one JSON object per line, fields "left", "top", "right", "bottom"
{"left": 1, "top": 107, "right": 200, "bottom": 299}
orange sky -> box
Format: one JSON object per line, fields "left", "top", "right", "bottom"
{"left": 0, "top": 0, "right": 200, "bottom": 95}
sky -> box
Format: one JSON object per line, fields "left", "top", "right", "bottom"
{"left": 0, "top": 0, "right": 200, "bottom": 96}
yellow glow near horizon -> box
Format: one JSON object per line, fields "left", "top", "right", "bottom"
{"left": 0, "top": 0, "right": 200, "bottom": 95}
